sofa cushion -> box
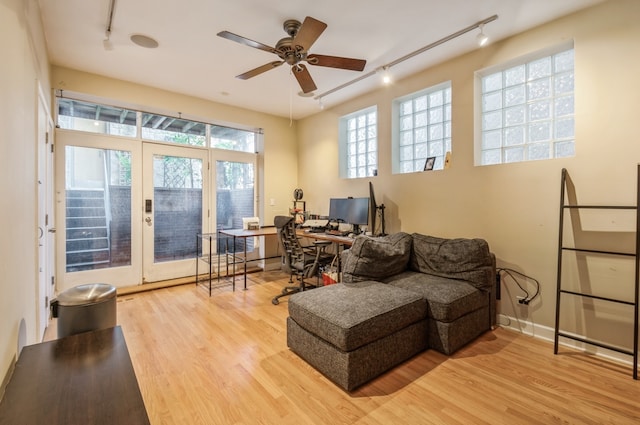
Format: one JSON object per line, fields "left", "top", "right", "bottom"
{"left": 410, "top": 234, "right": 493, "bottom": 291}
{"left": 288, "top": 281, "right": 426, "bottom": 352}
{"left": 342, "top": 232, "right": 413, "bottom": 283}
{"left": 383, "top": 271, "right": 488, "bottom": 322}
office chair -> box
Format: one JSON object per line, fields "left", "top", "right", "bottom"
{"left": 272, "top": 215, "right": 333, "bottom": 305}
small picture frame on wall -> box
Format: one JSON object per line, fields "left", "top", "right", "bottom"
{"left": 424, "top": 156, "right": 436, "bottom": 171}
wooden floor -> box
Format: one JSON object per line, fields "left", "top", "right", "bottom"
{"left": 110, "top": 271, "right": 639, "bottom": 425}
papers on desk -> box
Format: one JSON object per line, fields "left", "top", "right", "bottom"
{"left": 242, "top": 217, "right": 260, "bottom": 230}
{"left": 301, "top": 219, "right": 329, "bottom": 228}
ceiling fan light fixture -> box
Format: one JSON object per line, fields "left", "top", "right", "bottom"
{"left": 130, "top": 34, "right": 159, "bottom": 49}
{"left": 218, "top": 16, "right": 366, "bottom": 94}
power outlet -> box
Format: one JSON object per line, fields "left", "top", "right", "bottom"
{"left": 517, "top": 296, "right": 529, "bottom": 305}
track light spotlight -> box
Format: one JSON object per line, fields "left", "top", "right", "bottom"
{"left": 477, "top": 24, "right": 489, "bottom": 47}
{"left": 103, "top": 30, "right": 113, "bottom": 51}
{"left": 381, "top": 67, "right": 392, "bottom": 85}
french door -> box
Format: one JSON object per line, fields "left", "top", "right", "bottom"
{"left": 56, "top": 131, "right": 256, "bottom": 290}
{"left": 56, "top": 132, "right": 142, "bottom": 291}
{"left": 142, "top": 143, "right": 209, "bottom": 282}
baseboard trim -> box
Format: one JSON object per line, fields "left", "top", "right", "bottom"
{"left": 498, "top": 314, "right": 636, "bottom": 368}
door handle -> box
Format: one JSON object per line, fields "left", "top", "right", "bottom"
{"left": 145, "top": 216, "right": 152, "bottom": 226}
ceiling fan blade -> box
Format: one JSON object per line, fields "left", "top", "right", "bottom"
{"left": 217, "top": 31, "right": 278, "bottom": 55}
{"left": 236, "top": 61, "right": 284, "bottom": 80}
{"left": 292, "top": 64, "right": 317, "bottom": 93}
{"left": 307, "top": 54, "right": 366, "bottom": 71}
{"left": 292, "top": 16, "right": 327, "bottom": 51}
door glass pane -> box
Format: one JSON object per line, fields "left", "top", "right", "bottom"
{"left": 65, "top": 146, "right": 132, "bottom": 272}
{"left": 153, "top": 155, "right": 203, "bottom": 262}
{"left": 216, "top": 160, "right": 254, "bottom": 253}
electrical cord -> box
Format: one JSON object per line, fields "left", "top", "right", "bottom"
{"left": 497, "top": 267, "right": 540, "bottom": 305}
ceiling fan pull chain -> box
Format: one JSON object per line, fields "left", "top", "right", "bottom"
{"left": 289, "top": 68, "right": 294, "bottom": 126}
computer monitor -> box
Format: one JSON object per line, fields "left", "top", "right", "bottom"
{"left": 328, "top": 197, "right": 370, "bottom": 232}
{"left": 346, "top": 197, "right": 369, "bottom": 226}
{"left": 329, "top": 198, "right": 350, "bottom": 223}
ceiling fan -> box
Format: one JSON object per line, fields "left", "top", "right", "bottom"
{"left": 217, "top": 16, "right": 366, "bottom": 94}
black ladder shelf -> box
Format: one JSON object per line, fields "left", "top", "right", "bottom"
{"left": 554, "top": 167, "right": 639, "bottom": 379}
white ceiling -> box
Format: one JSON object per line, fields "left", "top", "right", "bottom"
{"left": 38, "top": 0, "right": 603, "bottom": 120}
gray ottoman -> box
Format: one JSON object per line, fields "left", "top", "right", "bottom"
{"left": 287, "top": 281, "right": 428, "bottom": 391}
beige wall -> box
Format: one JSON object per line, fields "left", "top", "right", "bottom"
{"left": 298, "top": 0, "right": 640, "bottom": 356}
{"left": 1, "top": 0, "right": 51, "bottom": 385}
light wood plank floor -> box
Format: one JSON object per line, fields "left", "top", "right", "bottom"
{"left": 111, "top": 272, "right": 639, "bottom": 425}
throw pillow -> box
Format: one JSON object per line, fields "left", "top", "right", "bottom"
{"left": 410, "top": 233, "right": 493, "bottom": 290}
{"left": 342, "top": 232, "right": 413, "bottom": 283}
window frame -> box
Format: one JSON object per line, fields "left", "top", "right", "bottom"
{"left": 55, "top": 91, "right": 261, "bottom": 154}
{"left": 391, "top": 81, "right": 452, "bottom": 174}
{"left": 475, "top": 42, "right": 575, "bottom": 166}
{"left": 338, "top": 106, "right": 378, "bottom": 179}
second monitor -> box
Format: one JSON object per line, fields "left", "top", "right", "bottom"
{"left": 329, "top": 197, "right": 369, "bottom": 234}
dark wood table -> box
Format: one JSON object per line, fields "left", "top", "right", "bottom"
{"left": 0, "top": 326, "right": 150, "bottom": 425}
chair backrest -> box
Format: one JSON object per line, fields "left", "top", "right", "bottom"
{"left": 274, "top": 215, "right": 305, "bottom": 273}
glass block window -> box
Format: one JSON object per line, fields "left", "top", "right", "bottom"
{"left": 393, "top": 82, "right": 451, "bottom": 173}
{"left": 478, "top": 47, "right": 575, "bottom": 165}
{"left": 339, "top": 106, "right": 377, "bottom": 179}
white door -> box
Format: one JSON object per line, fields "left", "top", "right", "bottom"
{"left": 142, "top": 143, "right": 209, "bottom": 282}
{"left": 37, "top": 88, "right": 55, "bottom": 340}
{"left": 56, "top": 132, "right": 143, "bottom": 291}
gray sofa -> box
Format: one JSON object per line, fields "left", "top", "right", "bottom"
{"left": 286, "top": 232, "right": 496, "bottom": 391}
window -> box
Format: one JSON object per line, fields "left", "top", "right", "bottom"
{"left": 56, "top": 96, "right": 261, "bottom": 153}
{"left": 211, "top": 125, "right": 256, "bottom": 153}
{"left": 393, "top": 82, "right": 451, "bottom": 173}
{"left": 141, "top": 113, "right": 206, "bottom": 146}
{"left": 58, "top": 98, "right": 136, "bottom": 137}
{"left": 478, "top": 45, "right": 575, "bottom": 165}
{"left": 339, "top": 107, "right": 377, "bottom": 179}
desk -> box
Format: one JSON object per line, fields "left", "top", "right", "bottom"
{"left": 0, "top": 326, "right": 149, "bottom": 425}
{"left": 217, "top": 227, "right": 279, "bottom": 290}
{"left": 297, "top": 230, "right": 354, "bottom": 273}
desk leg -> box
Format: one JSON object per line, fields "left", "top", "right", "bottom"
{"left": 232, "top": 236, "right": 237, "bottom": 291}
{"left": 243, "top": 237, "right": 248, "bottom": 290}
{"left": 195, "top": 234, "right": 199, "bottom": 288}
{"left": 225, "top": 236, "right": 230, "bottom": 289}
{"left": 217, "top": 230, "right": 221, "bottom": 289}
{"left": 208, "top": 236, "right": 212, "bottom": 296}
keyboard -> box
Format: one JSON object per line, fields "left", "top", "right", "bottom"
{"left": 325, "top": 229, "right": 350, "bottom": 237}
